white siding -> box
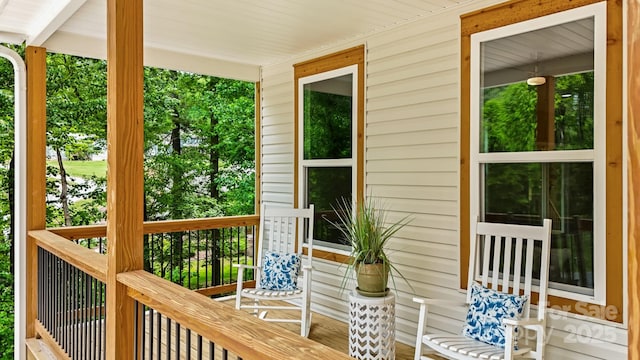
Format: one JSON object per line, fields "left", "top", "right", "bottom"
{"left": 258, "top": 0, "right": 628, "bottom": 357}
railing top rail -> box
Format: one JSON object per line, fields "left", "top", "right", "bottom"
{"left": 119, "top": 270, "right": 353, "bottom": 360}
{"left": 30, "top": 230, "right": 107, "bottom": 282}
{"left": 48, "top": 214, "right": 260, "bottom": 240}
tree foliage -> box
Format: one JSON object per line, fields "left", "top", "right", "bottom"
{"left": 0, "top": 49, "right": 255, "bottom": 357}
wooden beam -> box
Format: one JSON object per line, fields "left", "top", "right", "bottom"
{"left": 628, "top": 0, "right": 640, "bottom": 357}
{"left": 105, "top": 0, "right": 144, "bottom": 358}
{"left": 25, "top": 46, "right": 47, "bottom": 339}
{"left": 26, "top": 0, "right": 88, "bottom": 46}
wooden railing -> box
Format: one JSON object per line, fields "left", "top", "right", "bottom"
{"left": 29, "top": 215, "right": 352, "bottom": 359}
{"left": 30, "top": 230, "right": 108, "bottom": 360}
{"left": 49, "top": 215, "right": 260, "bottom": 296}
{"left": 120, "top": 271, "right": 352, "bottom": 360}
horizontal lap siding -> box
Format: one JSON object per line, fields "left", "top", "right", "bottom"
{"left": 259, "top": 0, "right": 628, "bottom": 355}
{"left": 260, "top": 63, "right": 294, "bottom": 206}
{"left": 366, "top": 9, "right": 463, "bottom": 345}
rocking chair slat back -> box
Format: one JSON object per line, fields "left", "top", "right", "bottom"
{"left": 466, "top": 219, "right": 552, "bottom": 322}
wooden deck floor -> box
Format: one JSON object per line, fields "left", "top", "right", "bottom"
{"left": 226, "top": 299, "right": 418, "bottom": 360}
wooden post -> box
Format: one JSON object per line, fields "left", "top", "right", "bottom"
{"left": 628, "top": 0, "right": 640, "bottom": 357}
{"left": 536, "top": 76, "right": 555, "bottom": 151}
{"left": 105, "top": 0, "right": 144, "bottom": 359}
{"left": 25, "top": 46, "right": 47, "bottom": 339}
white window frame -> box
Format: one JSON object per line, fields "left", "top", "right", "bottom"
{"left": 297, "top": 64, "right": 358, "bottom": 253}
{"left": 469, "top": 2, "right": 607, "bottom": 304}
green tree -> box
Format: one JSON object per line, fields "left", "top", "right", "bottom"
{"left": 46, "top": 54, "right": 107, "bottom": 227}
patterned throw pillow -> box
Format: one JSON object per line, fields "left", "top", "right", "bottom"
{"left": 260, "top": 252, "right": 301, "bottom": 291}
{"left": 462, "top": 282, "right": 528, "bottom": 349}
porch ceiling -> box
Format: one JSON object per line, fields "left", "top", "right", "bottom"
{"left": 0, "top": 0, "right": 476, "bottom": 81}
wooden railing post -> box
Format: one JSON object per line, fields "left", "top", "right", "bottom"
{"left": 25, "top": 46, "right": 47, "bottom": 343}
{"left": 105, "top": 0, "right": 144, "bottom": 359}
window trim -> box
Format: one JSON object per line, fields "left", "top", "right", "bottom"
{"left": 460, "top": 0, "right": 623, "bottom": 323}
{"left": 293, "top": 46, "right": 365, "bottom": 262}
{"left": 470, "top": 3, "right": 607, "bottom": 304}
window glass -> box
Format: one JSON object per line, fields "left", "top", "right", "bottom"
{"left": 303, "top": 74, "right": 353, "bottom": 160}
{"left": 480, "top": 72, "right": 594, "bottom": 153}
{"left": 306, "top": 167, "right": 352, "bottom": 247}
{"left": 483, "top": 162, "right": 594, "bottom": 294}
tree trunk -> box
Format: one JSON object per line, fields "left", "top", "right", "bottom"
{"left": 170, "top": 116, "right": 184, "bottom": 284}
{"left": 209, "top": 114, "right": 219, "bottom": 199}
{"left": 209, "top": 114, "right": 221, "bottom": 285}
{"left": 56, "top": 148, "right": 72, "bottom": 226}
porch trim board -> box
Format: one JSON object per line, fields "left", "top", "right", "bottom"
{"left": 628, "top": 0, "right": 640, "bottom": 356}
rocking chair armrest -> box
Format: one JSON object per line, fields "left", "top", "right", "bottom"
{"left": 503, "top": 318, "right": 545, "bottom": 330}
{"left": 301, "top": 264, "right": 313, "bottom": 272}
{"left": 413, "top": 297, "right": 467, "bottom": 308}
{"left": 233, "top": 263, "right": 259, "bottom": 270}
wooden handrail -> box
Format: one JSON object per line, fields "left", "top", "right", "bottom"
{"left": 48, "top": 214, "right": 260, "bottom": 240}
{"left": 29, "top": 230, "right": 107, "bottom": 282}
{"left": 119, "top": 270, "right": 353, "bottom": 360}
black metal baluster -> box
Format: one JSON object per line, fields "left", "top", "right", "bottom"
{"left": 205, "top": 230, "right": 210, "bottom": 287}
{"left": 91, "top": 278, "right": 96, "bottom": 360}
{"left": 134, "top": 301, "right": 139, "bottom": 360}
{"left": 186, "top": 329, "right": 191, "bottom": 359}
{"left": 197, "top": 334, "right": 203, "bottom": 360}
{"left": 73, "top": 266, "right": 78, "bottom": 359}
{"left": 141, "top": 303, "right": 146, "bottom": 360}
{"left": 148, "top": 307, "right": 154, "bottom": 360}
{"left": 54, "top": 254, "right": 59, "bottom": 345}
{"left": 236, "top": 227, "right": 241, "bottom": 283}
{"left": 166, "top": 317, "right": 171, "bottom": 360}
{"left": 175, "top": 322, "right": 181, "bottom": 359}
{"left": 100, "top": 281, "right": 106, "bottom": 360}
{"left": 155, "top": 311, "right": 161, "bottom": 359}
{"left": 84, "top": 273, "right": 90, "bottom": 360}
{"left": 63, "top": 260, "right": 69, "bottom": 353}
{"left": 188, "top": 231, "right": 192, "bottom": 289}
{"left": 209, "top": 341, "right": 214, "bottom": 360}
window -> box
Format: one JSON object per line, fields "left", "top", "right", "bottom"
{"left": 462, "top": 0, "right": 624, "bottom": 312}
{"left": 471, "top": 4, "right": 606, "bottom": 303}
{"left": 294, "top": 47, "right": 364, "bottom": 257}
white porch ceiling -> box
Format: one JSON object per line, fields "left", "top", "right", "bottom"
{"left": 0, "top": 0, "right": 594, "bottom": 83}
{"left": 0, "top": 0, "right": 474, "bottom": 80}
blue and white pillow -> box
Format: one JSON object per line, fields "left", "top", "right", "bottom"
{"left": 260, "top": 252, "right": 301, "bottom": 291}
{"left": 462, "top": 282, "right": 528, "bottom": 349}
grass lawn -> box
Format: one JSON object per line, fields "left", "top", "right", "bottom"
{"left": 47, "top": 160, "right": 107, "bottom": 178}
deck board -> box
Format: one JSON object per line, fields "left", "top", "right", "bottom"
{"left": 227, "top": 299, "right": 418, "bottom": 359}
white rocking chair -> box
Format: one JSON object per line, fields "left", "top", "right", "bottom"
{"left": 414, "top": 218, "right": 552, "bottom": 360}
{"left": 234, "top": 204, "right": 314, "bottom": 337}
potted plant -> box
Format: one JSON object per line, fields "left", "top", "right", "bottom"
{"left": 328, "top": 196, "right": 412, "bottom": 297}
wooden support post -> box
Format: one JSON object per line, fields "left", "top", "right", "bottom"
{"left": 25, "top": 46, "right": 47, "bottom": 339}
{"left": 536, "top": 76, "right": 555, "bottom": 151}
{"left": 105, "top": 0, "right": 144, "bottom": 359}
{"left": 628, "top": 0, "right": 640, "bottom": 357}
